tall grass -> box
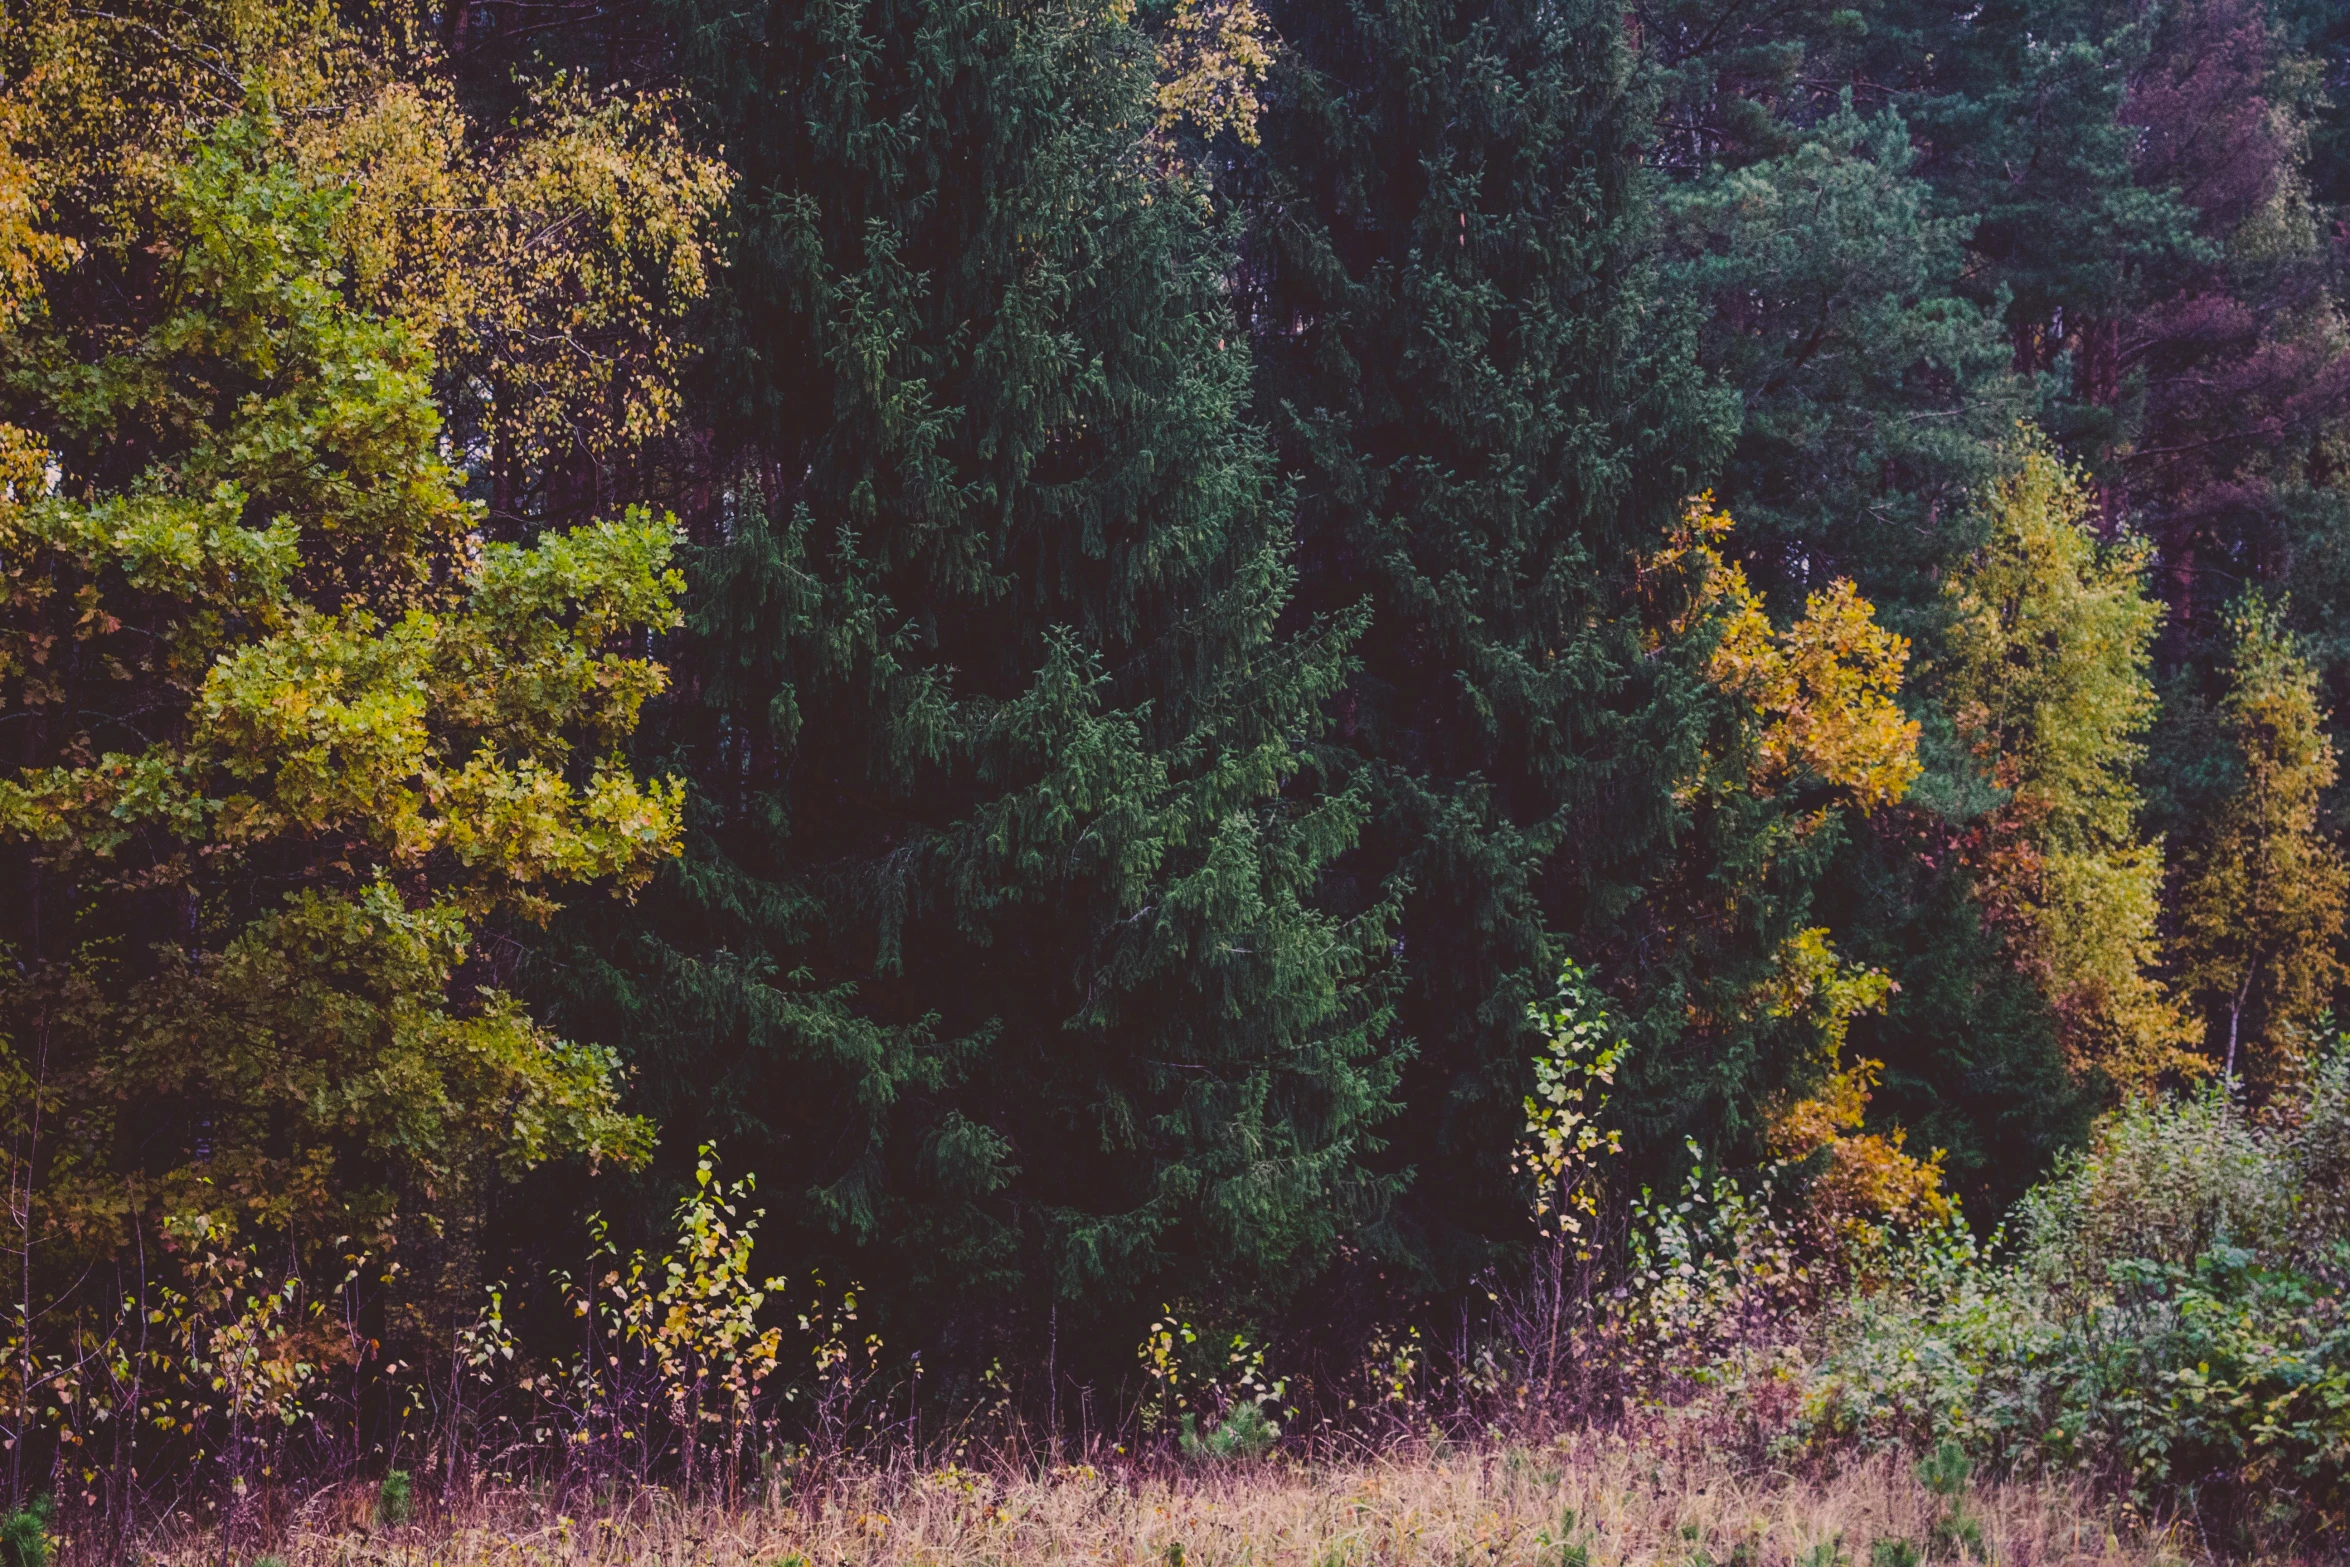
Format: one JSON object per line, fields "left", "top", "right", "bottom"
{"left": 119, "top": 1435, "right": 2167, "bottom": 1567}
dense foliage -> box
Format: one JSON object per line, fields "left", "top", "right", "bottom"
{"left": 4, "top": 0, "right": 2350, "bottom": 1547}
{"left": 1805, "top": 1069, "right": 2350, "bottom": 1541}
{"left": 534, "top": 0, "right": 1395, "bottom": 1381}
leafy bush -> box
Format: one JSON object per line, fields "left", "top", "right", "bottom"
{"left": 1797, "top": 1062, "right": 2350, "bottom": 1543}
{"left": 2014, "top": 1089, "right": 2292, "bottom": 1294}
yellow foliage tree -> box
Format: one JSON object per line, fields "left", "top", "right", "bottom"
{"left": 1652, "top": 499, "right": 1944, "bottom": 1234}
{"left": 0, "top": 117, "right": 69, "bottom": 323}
{"left": 0, "top": 0, "right": 729, "bottom": 520}
{"left": 1753, "top": 925, "right": 1951, "bottom": 1241}
{"left": 1151, "top": 0, "right": 1277, "bottom": 148}
{"left": 302, "top": 74, "right": 731, "bottom": 510}
{"left": 2178, "top": 600, "right": 2350, "bottom": 1087}
{"left": 0, "top": 106, "right": 682, "bottom": 1254}
{"left": 0, "top": 0, "right": 724, "bottom": 1370}
{"left": 1937, "top": 442, "right": 2197, "bottom": 1093}
{"left": 1665, "top": 495, "right": 1922, "bottom": 820}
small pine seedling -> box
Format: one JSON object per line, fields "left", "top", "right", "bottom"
{"left": 1915, "top": 1441, "right": 1986, "bottom": 1559}
{"left": 376, "top": 1468, "right": 414, "bottom": 1528}
{"left": 0, "top": 1496, "right": 53, "bottom": 1567}
{"left": 1535, "top": 1508, "right": 1591, "bottom": 1567}
{"left": 1796, "top": 1536, "right": 1848, "bottom": 1567}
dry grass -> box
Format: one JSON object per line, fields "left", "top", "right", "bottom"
{"left": 131, "top": 1434, "right": 2187, "bottom": 1567}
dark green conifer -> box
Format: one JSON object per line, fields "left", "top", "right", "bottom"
{"left": 541, "top": 0, "right": 1397, "bottom": 1372}
{"left": 1660, "top": 105, "right": 2021, "bottom": 626}
{"left": 1235, "top": 0, "right": 1754, "bottom": 1281}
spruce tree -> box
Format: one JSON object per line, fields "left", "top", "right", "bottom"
{"left": 1235, "top": 0, "right": 1747, "bottom": 1281}
{"left": 540, "top": 0, "right": 1395, "bottom": 1372}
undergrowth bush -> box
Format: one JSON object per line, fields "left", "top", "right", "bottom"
{"left": 1557, "top": 1041, "right": 2350, "bottom": 1548}
{"left": 1792, "top": 1058, "right": 2350, "bottom": 1546}
{"left": 0, "top": 1497, "right": 50, "bottom": 1567}
{"left": 7, "top": 965, "right": 2345, "bottom": 1558}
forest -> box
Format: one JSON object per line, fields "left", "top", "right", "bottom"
{"left": 3, "top": 0, "right": 2350, "bottom": 1555}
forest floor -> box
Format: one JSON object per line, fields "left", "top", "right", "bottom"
{"left": 138, "top": 1432, "right": 2188, "bottom": 1567}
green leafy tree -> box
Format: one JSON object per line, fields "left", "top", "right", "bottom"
{"left": 0, "top": 0, "right": 732, "bottom": 534}
{"left": 541, "top": 0, "right": 1398, "bottom": 1374}
{"left": 2178, "top": 601, "right": 2349, "bottom": 1086}
{"left": 0, "top": 106, "right": 678, "bottom": 1295}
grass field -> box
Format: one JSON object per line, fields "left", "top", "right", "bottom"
{"left": 130, "top": 1432, "right": 2178, "bottom": 1567}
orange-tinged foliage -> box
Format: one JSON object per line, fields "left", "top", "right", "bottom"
{"left": 1752, "top": 925, "right": 1951, "bottom": 1239}
{"left": 1662, "top": 495, "right": 1921, "bottom": 818}
{"left": 1769, "top": 1057, "right": 1953, "bottom": 1237}
{"left": 1642, "top": 503, "right": 1942, "bottom": 1239}
{"left": 0, "top": 116, "right": 71, "bottom": 325}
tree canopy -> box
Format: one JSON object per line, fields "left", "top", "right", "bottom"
{"left": 6, "top": 0, "right": 2350, "bottom": 1470}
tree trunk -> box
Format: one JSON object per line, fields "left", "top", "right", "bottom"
{"left": 2225, "top": 966, "right": 2254, "bottom": 1083}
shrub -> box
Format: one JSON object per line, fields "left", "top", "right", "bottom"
{"left": 2013, "top": 1088, "right": 2290, "bottom": 1297}
{"left": 1799, "top": 1065, "right": 2350, "bottom": 1544}
{"left": 377, "top": 1469, "right": 414, "bottom": 1528}
{"left": 0, "top": 1497, "right": 51, "bottom": 1567}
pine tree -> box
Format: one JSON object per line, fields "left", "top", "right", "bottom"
{"left": 2086, "top": 0, "right": 2350, "bottom": 683}
{"left": 540, "top": 0, "right": 1397, "bottom": 1372}
{"left": 1233, "top": 0, "right": 1762, "bottom": 1280}
{"left": 1659, "top": 105, "right": 2022, "bottom": 629}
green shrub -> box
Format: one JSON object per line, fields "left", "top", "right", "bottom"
{"left": 376, "top": 1469, "right": 413, "bottom": 1528}
{"left": 2015, "top": 1087, "right": 2290, "bottom": 1297}
{"left": 0, "top": 1497, "right": 52, "bottom": 1567}
{"left": 1801, "top": 1065, "right": 2350, "bottom": 1544}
